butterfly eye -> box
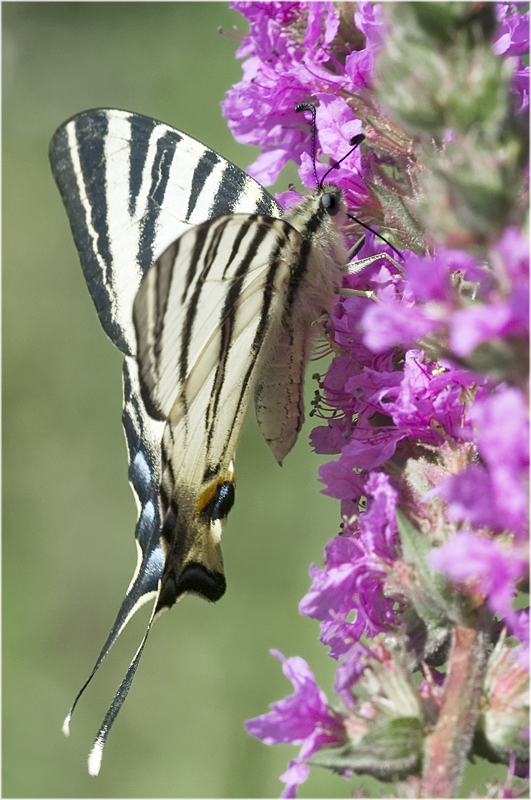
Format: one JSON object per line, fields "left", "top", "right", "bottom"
{"left": 321, "top": 192, "right": 340, "bottom": 216}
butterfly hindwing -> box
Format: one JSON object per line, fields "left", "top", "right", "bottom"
{"left": 253, "top": 191, "right": 351, "bottom": 464}
{"left": 133, "top": 213, "right": 303, "bottom": 609}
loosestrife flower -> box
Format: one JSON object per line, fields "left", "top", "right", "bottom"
{"left": 223, "top": 3, "right": 529, "bottom": 797}
{"left": 245, "top": 650, "right": 346, "bottom": 799}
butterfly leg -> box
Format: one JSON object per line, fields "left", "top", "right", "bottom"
{"left": 346, "top": 252, "right": 404, "bottom": 276}
{"left": 338, "top": 250, "right": 405, "bottom": 300}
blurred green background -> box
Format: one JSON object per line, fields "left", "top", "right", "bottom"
{"left": 2, "top": 3, "right": 508, "bottom": 798}
{"left": 3, "top": 4, "right": 352, "bottom": 797}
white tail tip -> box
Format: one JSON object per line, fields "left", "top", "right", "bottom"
{"left": 62, "top": 713, "right": 71, "bottom": 737}
{"left": 88, "top": 739, "right": 103, "bottom": 776}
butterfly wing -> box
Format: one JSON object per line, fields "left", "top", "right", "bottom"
{"left": 133, "top": 214, "right": 303, "bottom": 610}
{"left": 49, "top": 109, "right": 282, "bottom": 752}
{"left": 50, "top": 108, "right": 282, "bottom": 353}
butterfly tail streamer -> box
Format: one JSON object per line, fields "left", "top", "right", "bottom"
{"left": 87, "top": 593, "right": 160, "bottom": 777}
{"left": 63, "top": 360, "right": 165, "bottom": 738}
{"left": 61, "top": 533, "right": 162, "bottom": 736}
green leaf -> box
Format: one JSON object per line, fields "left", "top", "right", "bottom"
{"left": 397, "top": 511, "right": 478, "bottom": 626}
{"left": 310, "top": 717, "right": 423, "bottom": 780}
{"left": 397, "top": 511, "right": 448, "bottom": 612}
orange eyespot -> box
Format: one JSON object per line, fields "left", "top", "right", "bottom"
{"left": 196, "top": 474, "right": 236, "bottom": 520}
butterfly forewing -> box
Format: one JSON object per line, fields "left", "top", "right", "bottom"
{"left": 50, "top": 109, "right": 281, "bottom": 354}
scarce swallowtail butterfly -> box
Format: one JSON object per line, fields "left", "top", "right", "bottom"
{"left": 50, "top": 107, "right": 372, "bottom": 775}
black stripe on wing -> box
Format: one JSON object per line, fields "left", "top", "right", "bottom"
{"left": 74, "top": 113, "right": 114, "bottom": 290}
{"left": 208, "top": 160, "right": 278, "bottom": 218}
{"left": 50, "top": 109, "right": 281, "bottom": 356}
{"left": 50, "top": 111, "right": 120, "bottom": 344}
{"left": 188, "top": 149, "right": 221, "bottom": 220}
{"left": 178, "top": 222, "right": 222, "bottom": 387}
{"left": 204, "top": 218, "right": 274, "bottom": 437}
{"left": 203, "top": 222, "right": 298, "bottom": 480}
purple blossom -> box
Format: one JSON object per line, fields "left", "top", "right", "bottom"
{"left": 510, "top": 61, "right": 530, "bottom": 114}
{"left": 245, "top": 650, "right": 345, "bottom": 797}
{"left": 405, "top": 250, "right": 476, "bottom": 303}
{"left": 450, "top": 302, "right": 522, "bottom": 356}
{"left": 362, "top": 297, "right": 436, "bottom": 353}
{"left": 430, "top": 463, "right": 503, "bottom": 530}
{"left": 357, "top": 229, "right": 529, "bottom": 382}
{"left": 317, "top": 458, "right": 367, "bottom": 500}
{"left": 493, "top": 7, "right": 530, "bottom": 56}
{"left": 224, "top": 2, "right": 381, "bottom": 189}
{"left": 450, "top": 228, "right": 529, "bottom": 355}
{"left": 358, "top": 471, "right": 399, "bottom": 555}
{"left": 347, "top": 2, "right": 386, "bottom": 89}
{"left": 316, "top": 344, "right": 480, "bottom": 508}
{"left": 467, "top": 387, "right": 529, "bottom": 538}
{"left": 298, "top": 534, "right": 391, "bottom": 658}
{"left": 333, "top": 642, "right": 373, "bottom": 709}
{"left": 304, "top": 1, "right": 339, "bottom": 60}
{"left": 495, "top": 224, "right": 530, "bottom": 284}
{"left": 494, "top": 5, "right": 530, "bottom": 114}
{"left": 379, "top": 351, "right": 469, "bottom": 441}
{"left": 494, "top": 225, "right": 530, "bottom": 332}
{"left": 299, "top": 473, "right": 399, "bottom": 658}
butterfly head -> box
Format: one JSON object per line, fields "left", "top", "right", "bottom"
{"left": 283, "top": 183, "right": 347, "bottom": 240}
{"left": 319, "top": 185, "right": 343, "bottom": 217}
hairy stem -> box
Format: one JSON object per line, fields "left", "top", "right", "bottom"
{"left": 420, "top": 618, "right": 491, "bottom": 797}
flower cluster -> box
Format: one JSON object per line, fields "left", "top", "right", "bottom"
{"left": 223, "top": 3, "right": 529, "bottom": 798}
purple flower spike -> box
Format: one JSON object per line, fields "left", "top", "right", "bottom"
{"left": 227, "top": 2, "right": 529, "bottom": 795}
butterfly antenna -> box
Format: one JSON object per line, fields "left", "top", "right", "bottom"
{"left": 294, "top": 103, "right": 401, "bottom": 258}
{"left": 347, "top": 212, "right": 404, "bottom": 260}
{"left": 295, "top": 103, "right": 319, "bottom": 187}
{"left": 320, "top": 133, "right": 365, "bottom": 187}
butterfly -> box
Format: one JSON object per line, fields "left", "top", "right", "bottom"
{"left": 50, "top": 106, "right": 380, "bottom": 775}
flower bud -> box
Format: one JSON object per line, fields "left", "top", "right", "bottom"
{"left": 474, "top": 631, "right": 529, "bottom": 764}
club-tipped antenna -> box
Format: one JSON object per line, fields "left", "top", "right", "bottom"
{"left": 320, "top": 133, "right": 365, "bottom": 187}
{"left": 295, "top": 102, "right": 402, "bottom": 259}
